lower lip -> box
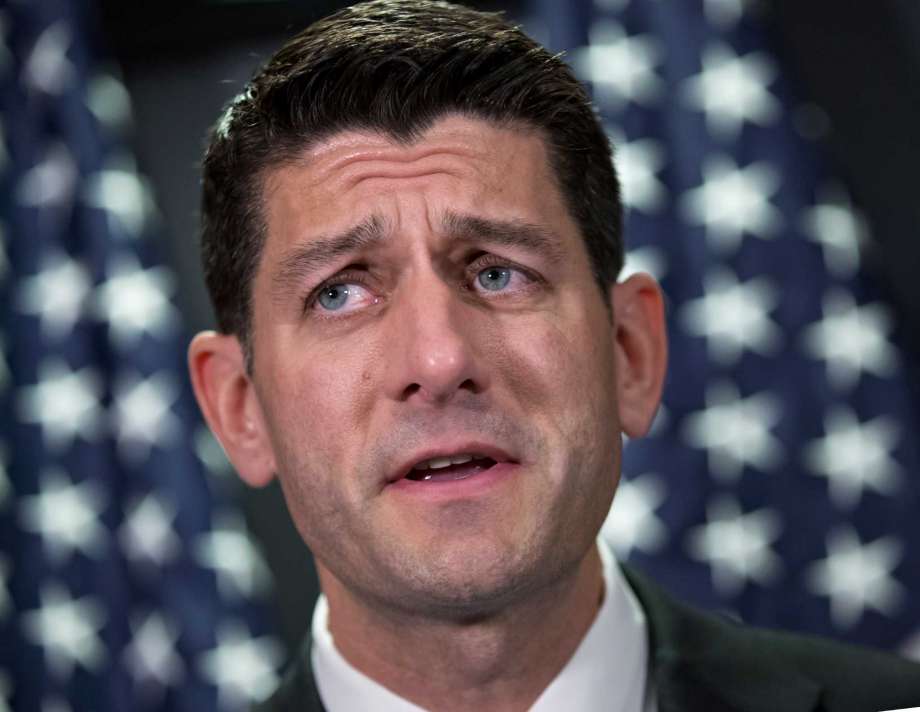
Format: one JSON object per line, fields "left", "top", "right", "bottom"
{"left": 387, "top": 462, "right": 520, "bottom": 500}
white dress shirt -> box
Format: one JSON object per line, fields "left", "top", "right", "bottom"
{"left": 311, "top": 539, "right": 657, "bottom": 711}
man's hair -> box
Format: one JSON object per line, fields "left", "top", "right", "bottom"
{"left": 201, "top": 0, "right": 623, "bottom": 364}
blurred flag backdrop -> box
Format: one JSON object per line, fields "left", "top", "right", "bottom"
{"left": 3, "top": 0, "right": 920, "bottom": 709}
{"left": 0, "top": 1, "right": 281, "bottom": 710}
{"left": 525, "top": 0, "right": 920, "bottom": 655}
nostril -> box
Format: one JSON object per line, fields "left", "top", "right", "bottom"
{"left": 395, "top": 357, "right": 486, "bottom": 402}
{"left": 403, "top": 383, "right": 422, "bottom": 398}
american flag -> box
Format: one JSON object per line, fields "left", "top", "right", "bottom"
{"left": 526, "top": 0, "right": 920, "bottom": 655}
{"left": 0, "top": 1, "right": 282, "bottom": 709}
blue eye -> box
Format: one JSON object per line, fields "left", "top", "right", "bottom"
{"left": 318, "top": 284, "right": 351, "bottom": 310}
{"left": 477, "top": 267, "right": 512, "bottom": 291}
{"left": 315, "top": 281, "right": 378, "bottom": 314}
{"left": 309, "top": 277, "right": 377, "bottom": 317}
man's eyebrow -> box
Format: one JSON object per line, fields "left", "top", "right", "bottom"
{"left": 441, "top": 211, "right": 566, "bottom": 263}
{"left": 272, "top": 214, "right": 388, "bottom": 294}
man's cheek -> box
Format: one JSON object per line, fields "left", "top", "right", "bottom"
{"left": 277, "top": 449, "right": 352, "bottom": 530}
{"left": 506, "top": 317, "right": 607, "bottom": 404}
{"left": 278, "top": 360, "right": 356, "bottom": 425}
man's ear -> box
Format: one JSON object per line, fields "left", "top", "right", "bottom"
{"left": 188, "top": 331, "right": 277, "bottom": 487}
{"left": 611, "top": 273, "right": 668, "bottom": 439}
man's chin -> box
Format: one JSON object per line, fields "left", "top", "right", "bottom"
{"left": 363, "top": 538, "right": 561, "bottom": 621}
{"left": 386, "top": 575, "right": 538, "bottom": 622}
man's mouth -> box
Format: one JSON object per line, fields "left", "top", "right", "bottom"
{"left": 404, "top": 454, "right": 498, "bottom": 482}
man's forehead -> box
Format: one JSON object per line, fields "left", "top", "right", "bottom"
{"left": 258, "top": 115, "right": 564, "bottom": 252}
{"left": 266, "top": 208, "right": 569, "bottom": 307}
{"left": 264, "top": 114, "right": 552, "bottom": 191}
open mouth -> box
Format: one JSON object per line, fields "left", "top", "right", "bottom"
{"left": 404, "top": 454, "right": 498, "bottom": 482}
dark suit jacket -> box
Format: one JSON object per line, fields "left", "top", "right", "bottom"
{"left": 255, "top": 566, "right": 920, "bottom": 711}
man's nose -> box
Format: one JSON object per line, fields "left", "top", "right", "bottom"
{"left": 384, "top": 273, "right": 490, "bottom": 404}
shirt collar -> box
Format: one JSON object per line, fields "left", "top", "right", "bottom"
{"left": 311, "top": 538, "right": 649, "bottom": 712}
{"left": 312, "top": 594, "right": 426, "bottom": 712}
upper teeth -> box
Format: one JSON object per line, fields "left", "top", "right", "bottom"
{"left": 412, "top": 453, "right": 482, "bottom": 470}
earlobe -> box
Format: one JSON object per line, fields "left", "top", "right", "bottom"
{"left": 611, "top": 273, "right": 668, "bottom": 438}
{"left": 187, "top": 331, "right": 277, "bottom": 487}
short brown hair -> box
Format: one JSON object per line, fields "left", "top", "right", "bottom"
{"left": 200, "top": 0, "right": 622, "bottom": 365}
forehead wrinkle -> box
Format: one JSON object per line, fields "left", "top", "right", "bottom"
{"left": 270, "top": 214, "right": 389, "bottom": 304}
{"left": 440, "top": 210, "right": 567, "bottom": 265}
{"left": 334, "top": 146, "right": 478, "bottom": 179}
{"left": 307, "top": 136, "right": 482, "bottom": 192}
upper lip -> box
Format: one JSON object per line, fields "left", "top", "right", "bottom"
{"left": 387, "top": 442, "right": 517, "bottom": 483}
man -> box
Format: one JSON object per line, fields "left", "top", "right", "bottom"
{"left": 187, "top": 1, "right": 920, "bottom": 710}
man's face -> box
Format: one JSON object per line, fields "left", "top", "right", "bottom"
{"left": 248, "top": 115, "right": 625, "bottom": 617}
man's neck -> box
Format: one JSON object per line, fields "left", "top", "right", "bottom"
{"left": 319, "top": 544, "right": 605, "bottom": 712}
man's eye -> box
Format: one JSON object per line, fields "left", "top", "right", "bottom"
{"left": 477, "top": 267, "right": 511, "bottom": 291}
{"left": 474, "top": 265, "right": 530, "bottom": 293}
{"left": 313, "top": 283, "right": 375, "bottom": 313}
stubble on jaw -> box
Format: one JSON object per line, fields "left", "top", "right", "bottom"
{"left": 264, "top": 322, "right": 620, "bottom": 625}
{"left": 273, "top": 402, "right": 556, "bottom": 616}
{"left": 318, "top": 536, "right": 606, "bottom": 712}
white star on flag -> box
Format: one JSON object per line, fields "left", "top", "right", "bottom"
{"left": 621, "top": 246, "right": 667, "bottom": 282}
{"left": 124, "top": 611, "right": 185, "bottom": 692}
{"left": 16, "top": 143, "right": 77, "bottom": 210}
{"left": 83, "top": 164, "right": 157, "bottom": 238}
{"left": 806, "top": 527, "right": 904, "bottom": 629}
{"left": 21, "top": 584, "right": 107, "bottom": 680}
{"left": 682, "top": 380, "right": 783, "bottom": 480}
{"left": 16, "top": 252, "right": 92, "bottom": 339}
{"left": 703, "top": 0, "right": 754, "bottom": 28}
{"left": 801, "top": 290, "right": 898, "bottom": 391}
{"left": 681, "top": 155, "right": 782, "bottom": 253}
{"left": 112, "top": 371, "right": 181, "bottom": 462}
{"left": 609, "top": 131, "right": 668, "bottom": 213}
{"left": 683, "top": 42, "right": 779, "bottom": 140}
{"left": 571, "top": 20, "right": 664, "bottom": 108}
{"left": 199, "top": 621, "right": 283, "bottom": 708}
{"left": 679, "top": 268, "right": 782, "bottom": 365}
{"left": 87, "top": 72, "right": 133, "bottom": 131}
{"left": 16, "top": 359, "right": 105, "bottom": 450}
{"left": 602, "top": 472, "right": 668, "bottom": 558}
{"left": 18, "top": 468, "right": 107, "bottom": 563}
{"left": 119, "top": 493, "right": 182, "bottom": 567}
{"left": 194, "top": 426, "right": 235, "bottom": 480}
{"left": 687, "top": 496, "right": 783, "bottom": 596}
{"left": 194, "top": 512, "right": 272, "bottom": 599}
{"left": 800, "top": 185, "right": 868, "bottom": 279}
{"left": 803, "top": 406, "right": 901, "bottom": 510}
{"left": 23, "top": 21, "right": 74, "bottom": 94}
{"left": 94, "top": 255, "right": 179, "bottom": 348}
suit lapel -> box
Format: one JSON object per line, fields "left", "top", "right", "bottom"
{"left": 266, "top": 567, "right": 828, "bottom": 712}
{"left": 254, "top": 634, "right": 327, "bottom": 712}
{"left": 623, "top": 566, "right": 824, "bottom": 712}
